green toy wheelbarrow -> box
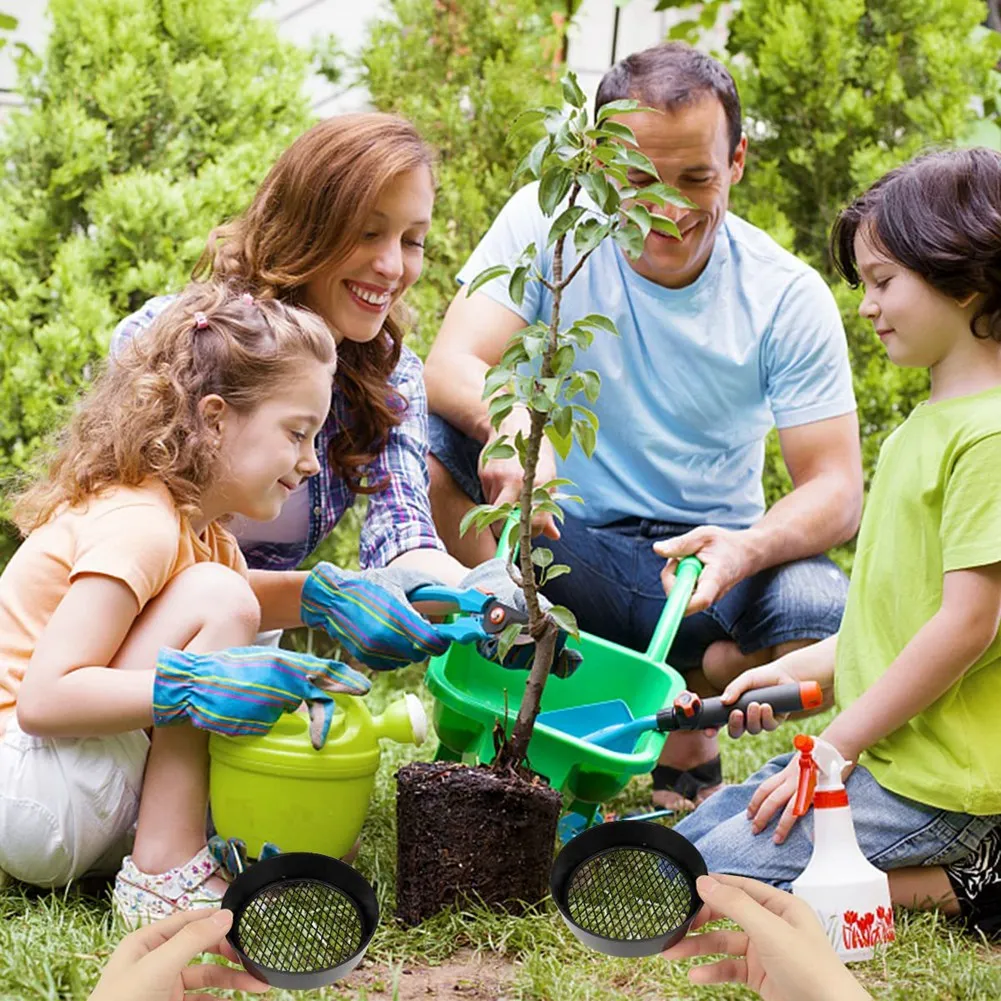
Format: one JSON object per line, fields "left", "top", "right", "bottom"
{"left": 423, "top": 516, "right": 701, "bottom": 835}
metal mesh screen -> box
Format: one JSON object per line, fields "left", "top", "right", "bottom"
{"left": 235, "top": 878, "right": 365, "bottom": 973}
{"left": 565, "top": 846, "right": 695, "bottom": 941}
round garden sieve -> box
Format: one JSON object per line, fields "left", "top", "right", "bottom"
{"left": 221, "top": 851, "right": 379, "bottom": 989}
{"left": 550, "top": 820, "right": 707, "bottom": 957}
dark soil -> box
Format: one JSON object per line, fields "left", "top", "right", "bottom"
{"left": 395, "top": 760, "right": 562, "bottom": 926}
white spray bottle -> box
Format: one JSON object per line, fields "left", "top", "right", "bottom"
{"left": 790, "top": 734, "right": 895, "bottom": 962}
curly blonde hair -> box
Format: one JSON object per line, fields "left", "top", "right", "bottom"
{"left": 13, "top": 283, "right": 335, "bottom": 533}
{"left": 193, "top": 112, "right": 436, "bottom": 493}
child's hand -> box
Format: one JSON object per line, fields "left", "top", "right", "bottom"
{"left": 746, "top": 755, "right": 802, "bottom": 843}
{"left": 720, "top": 665, "right": 799, "bottom": 739}
{"left": 662, "top": 874, "right": 871, "bottom": 1001}
{"left": 88, "top": 908, "right": 268, "bottom": 1001}
{"left": 153, "top": 644, "right": 371, "bottom": 749}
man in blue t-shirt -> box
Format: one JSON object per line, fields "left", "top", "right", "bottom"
{"left": 423, "top": 43, "right": 863, "bottom": 811}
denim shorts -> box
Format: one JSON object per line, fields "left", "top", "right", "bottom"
{"left": 673, "top": 752, "right": 1001, "bottom": 890}
{"left": 429, "top": 414, "right": 849, "bottom": 673}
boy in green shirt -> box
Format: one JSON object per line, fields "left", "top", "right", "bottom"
{"left": 672, "top": 148, "right": 1001, "bottom": 933}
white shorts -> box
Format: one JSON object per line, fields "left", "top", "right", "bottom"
{"left": 0, "top": 713, "right": 149, "bottom": 887}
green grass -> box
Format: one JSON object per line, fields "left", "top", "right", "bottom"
{"left": 2, "top": 666, "right": 999, "bottom": 1000}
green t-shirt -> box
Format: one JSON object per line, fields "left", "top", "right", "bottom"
{"left": 835, "top": 385, "right": 1001, "bottom": 815}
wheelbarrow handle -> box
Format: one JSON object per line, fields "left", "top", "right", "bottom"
{"left": 656, "top": 682, "right": 825, "bottom": 731}
{"left": 644, "top": 556, "right": 703, "bottom": 664}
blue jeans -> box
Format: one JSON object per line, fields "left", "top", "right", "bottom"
{"left": 674, "top": 753, "right": 1001, "bottom": 890}
{"left": 429, "top": 414, "right": 848, "bottom": 672}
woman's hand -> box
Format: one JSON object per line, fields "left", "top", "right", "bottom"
{"left": 88, "top": 908, "right": 268, "bottom": 1001}
{"left": 301, "top": 563, "right": 451, "bottom": 670}
{"left": 662, "top": 874, "right": 871, "bottom": 1001}
{"left": 746, "top": 755, "right": 803, "bottom": 844}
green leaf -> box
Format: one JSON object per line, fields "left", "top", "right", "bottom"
{"left": 509, "top": 265, "right": 529, "bottom": 307}
{"left": 0, "top": 14, "right": 17, "bottom": 31}
{"left": 579, "top": 313, "right": 618, "bottom": 335}
{"left": 541, "top": 564, "right": 571, "bottom": 585}
{"left": 552, "top": 405, "right": 573, "bottom": 439}
{"left": 596, "top": 99, "right": 642, "bottom": 123}
{"left": 487, "top": 393, "right": 516, "bottom": 425}
{"left": 545, "top": 424, "right": 574, "bottom": 460}
{"left": 630, "top": 182, "right": 695, "bottom": 210}
{"left": 573, "top": 404, "right": 599, "bottom": 429}
{"left": 546, "top": 205, "right": 587, "bottom": 247}
{"left": 465, "top": 265, "right": 510, "bottom": 297}
{"left": 459, "top": 503, "right": 504, "bottom": 538}
{"left": 561, "top": 72, "right": 587, "bottom": 109}
{"left": 575, "top": 419, "right": 597, "bottom": 457}
{"left": 650, "top": 215, "right": 682, "bottom": 239}
{"left": 531, "top": 547, "right": 554, "bottom": 568}
{"left": 551, "top": 344, "right": 575, "bottom": 376}
{"left": 480, "top": 436, "right": 516, "bottom": 462}
{"left": 534, "top": 498, "right": 565, "bottom": 520}
{"left": 580, "top": 370, "right": 601, "bottom": 403}
{"left": 482, "top": 366, "right": 512, "bottom": 399}
{"left": 625, "top": 203, "right": 653, "bottom": 238}
{"left": 574, "top": 218, "right": 612, "bottom": 256}
{"left": 538, "top": 167, "right": 574, "bottom": 216}
{"left": 564, "top": 323, "right": 595, "bottom": 351}
{"left": 515, "top": 136, "right": 551, "bottom": 181}
{"left": 548, "top": 604, "right": 579, "bottom": 638}
{"left": 496, "top": 621, "right": 525, "bottom": 663}
{"left": 613, "top": 222, "right": 645, "bottom": 259}
{"left": 591, "top": 121, "right": 638, "bottom": 144}
{"left": 579, "top": 172, "right": 614, "bottom": 214}
{"left": 500, "top": 339, "right": 529, "bottom": 368}
{"left": 613, "top": 147, "right": 660, "bottom": 178}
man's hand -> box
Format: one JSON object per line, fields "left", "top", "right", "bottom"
{"left": 479, "top": 408, "right": 560, "bottom": 540}
{"left": 654, "top": 526, "right": 759, "bottom": 614}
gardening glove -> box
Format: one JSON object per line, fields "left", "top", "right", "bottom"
{"left": 300, "top": 563, "right": 451, "bottom": 671}
{"left": 152, "top": 644, "right": 371, "bottom": 749}
{"left": 458, "top": 558, "right": 583, "bottom": 679}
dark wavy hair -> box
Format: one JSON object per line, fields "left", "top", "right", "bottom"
{"left": 831, "top": 147, "right": 1001, "bottom": 343}
{"left": 595, "top": 42, "right": 742, "bottom": 162}
{"left": 194, "top": 113, "right": 436, "bottom": 492}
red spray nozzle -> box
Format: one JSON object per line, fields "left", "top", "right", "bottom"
{"left": 793, "top": 734, "right": 817, "bottom": 817}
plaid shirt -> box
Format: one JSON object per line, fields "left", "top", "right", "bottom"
{"left": 111, "top": 295, "right": 445, "bottom": 571}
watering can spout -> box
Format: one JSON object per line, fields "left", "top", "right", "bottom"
{"left": 371, "top": 693, "right": 428, "bottom": 747}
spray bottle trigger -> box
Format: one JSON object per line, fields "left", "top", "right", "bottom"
{"left": 793, "top": 733, "right": 817, "bottom": 817}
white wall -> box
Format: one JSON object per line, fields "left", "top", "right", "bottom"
{"left": 0, "top": 1, "right": 700, "bottom": 122}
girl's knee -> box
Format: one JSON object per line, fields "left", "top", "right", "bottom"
{"left": 167, "top": 564, "right": 261, "bottom": 635}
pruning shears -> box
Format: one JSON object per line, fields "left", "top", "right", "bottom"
{"left": 409, "top": 585, "right": 530, "bottom": 645}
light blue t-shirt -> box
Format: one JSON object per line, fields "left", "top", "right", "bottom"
{"left": 456, "top": 182, "right": 856, "bottom": 528}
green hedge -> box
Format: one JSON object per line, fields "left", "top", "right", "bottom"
{"left": 0, "top": 0, "right": 314, "bottom": 561}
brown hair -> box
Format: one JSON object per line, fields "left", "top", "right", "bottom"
{"left": 595, "top": 42, "right": 743, "bottom": 161}
{"left": 13, "top": 283, "right": 335, "bottom": 533}
{"left": 832, "top": 147, "right": 1001, "bottom": 344}
{"left": 194, "top": 112, "right": 436, "bottom": 492}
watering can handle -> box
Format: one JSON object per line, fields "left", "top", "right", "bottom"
{"left": 644, "top": 556, "right": 702, "bottom": 663}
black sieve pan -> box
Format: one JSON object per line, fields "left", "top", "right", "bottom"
{"left": 550, "top": 820, "right": 706, "bottom": 957}
{"left": 221, "top": 851, "right": 379, "bottom": 989}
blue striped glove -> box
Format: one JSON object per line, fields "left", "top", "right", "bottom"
{"left": 152, "top": 645, "right": 371, "bottom": 749}
{"left": 459, "top": 559, "right": 583, "bottom": 679}
{"left": 301, "top": 563, "right": 450, "bottom": 670}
